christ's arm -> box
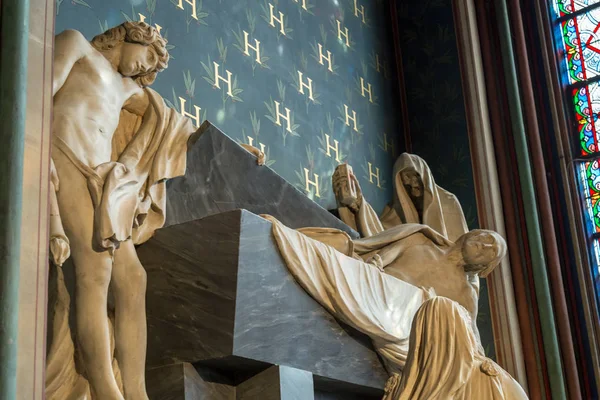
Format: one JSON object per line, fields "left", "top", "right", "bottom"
{"left": 53, "top": 30, "right": 90, "bottom": 97}
{"left": 123, "top": 89, "right": 150, "bottom": 116}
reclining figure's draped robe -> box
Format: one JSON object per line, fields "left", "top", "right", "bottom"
{"left": 262, "top": 215, "right": 449, "bottom": 374}
{"left": 339, "top": 153, "right": 469, "bottom": 241}
{"left": 265, "top": 217, "right": 527, "bottom": 399}
{"left": 46, "top": 88, "right": 194, "bottom": 400}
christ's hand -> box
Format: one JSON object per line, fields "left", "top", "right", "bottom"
{"left": 50, "top": 236, "right": 71, "bottom": 267}
{"left": 241, "top": 144, "right": 266, "bottom": 166}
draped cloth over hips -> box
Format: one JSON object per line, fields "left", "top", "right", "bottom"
{"left": 52, "top": 87, "right": 194, "bottom": 251}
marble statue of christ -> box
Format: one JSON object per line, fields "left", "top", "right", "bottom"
{"left": 262, "top": 215, "right": 505, "bottom": 374}
{"left": 48, "top": 21, "right": 193, "bottom": 400}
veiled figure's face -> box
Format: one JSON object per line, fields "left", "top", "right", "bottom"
{"left": 401, "top": 169, "right": 424, "bottom": 198}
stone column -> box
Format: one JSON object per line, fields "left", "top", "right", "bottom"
{"left": 452, "top": 0, "right": 526, "bottom": 387}
{"left": 0, "top": 0, "right": 30, "bottom": 397}
{"left": 0, "top": 0, "right": 54, "bottom": 398}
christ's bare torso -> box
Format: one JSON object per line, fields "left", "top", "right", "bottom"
{"left": 382, "top": 233, "right": 477, "bottom": 318}
{"left": 53, "top": 41, "right": 141, "bottom": 168}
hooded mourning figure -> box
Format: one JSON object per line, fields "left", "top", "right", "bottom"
{"left": 336, "top": 153, "right": 469, "bottom": 242}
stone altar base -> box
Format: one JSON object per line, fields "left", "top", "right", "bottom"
{"left": 138, "top": 209, "right": 387, "bottom": 399}
{"left": 147, "top": 363, "right": 235, "bottom": 400}
{"left": 146, "top": 362, "right": 373, "bottom": 400}
{"left": 164, "top": 121, "right": 358, "bottom": 239}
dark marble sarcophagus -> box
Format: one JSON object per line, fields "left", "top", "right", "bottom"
{"left": 141, "top": 122, "right": 385, "bottom": 399}
{"left": 139, "top": 210, "right": 386, "bottom": 399}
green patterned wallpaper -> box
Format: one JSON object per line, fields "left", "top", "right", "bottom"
{"left": 55, "top": 0, "right": 403, "bottom": 213}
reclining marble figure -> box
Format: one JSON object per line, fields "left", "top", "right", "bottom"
{"left": 46, "top": 21, "right": 262, "bottom": 400}
{"left": 333, "top": 153, "right": 488, "bottom": 342}
{"left": 275, "top": 155, "right": 526, "bottom": 398}
{"left": 263, "top": 214, "right": 504, "bottom": 372}
{"left": 263, "top": 217, "right": 527, "bottom": 398}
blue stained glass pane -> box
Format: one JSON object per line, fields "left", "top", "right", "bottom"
{"left": 577, "top": 160, "right": 600, "bottom": 233}
{"left": 592, "top": 240, "right": 600, "bottom": 305}
{"left": 578, "top": 163, "right": 600, "bottom": 307}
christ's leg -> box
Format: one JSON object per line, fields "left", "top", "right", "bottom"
{"left": 112, "top": 240, "right": 149, "bottom": 400}
{"left": 52, "top": 148, "right": 124, "bottom": 400}
{"left": 71, "top": 245, "right": 123, "bottom": 399}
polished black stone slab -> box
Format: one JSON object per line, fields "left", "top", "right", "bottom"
{"left": 237, "top": 366, "right": 314, "bottom": 400}
{"left": 313, "top": 376, "right": 383, "bottom": 400}
{"left": 147, "top": 363, "right": 317, "bottom": 400}
{"left": 147, "top": 363, "right": 235, "bottom": 400}
{"left": 164, "top": 121, "right": 358, "bottom": 239}
{"left": 138, "top": 209, "right": 387, "bottom": 391}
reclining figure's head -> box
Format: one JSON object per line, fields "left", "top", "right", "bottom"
{"left": 456, "top": 229, "right": 507, "bottom": 277}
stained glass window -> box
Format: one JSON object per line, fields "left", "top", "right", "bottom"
{"left": 554, "top": 1, "right": 600, "bottom": 307}
{"left": 572, "top": 83, "right": 600, "bottom": 155}
{"left": 578, "top": 160, "right": 600, "bottom": 232}
{"left": 559, "top": 9, "right": 600, "bottom": 83}
{"left": 556, "top": 0, "right": 600, "bottom": 17}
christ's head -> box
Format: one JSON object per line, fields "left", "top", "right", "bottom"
{"left": 457, "top": 229, "right": 507, "bottom": 277}
{"left": 91, "top": 21, "right": 169, "bottom": 87}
